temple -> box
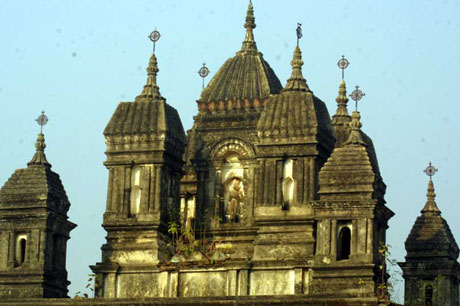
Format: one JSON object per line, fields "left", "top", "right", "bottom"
{"left": 0, "top": 2, "right": 459, "bottom": 305}
{"left": 90, "top": 2, "right": 394, "bottom": 303}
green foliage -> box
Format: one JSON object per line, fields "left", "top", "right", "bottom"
{"left": 377, "top": 242, "right": 403, "bottom": 304}
{"left": 73, "top": 273, "right": 100, "bottom": 299}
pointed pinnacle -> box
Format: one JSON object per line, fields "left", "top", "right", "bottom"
{"left": 27, "top": 133, "right": 51, "bottom": 168}
{"left": 240, "top": 1, "right": 257, "bottom": 52}
{"left": 421, "top": 179, "right": 441, "bottom": 215}
{"left": 283, "top": 46, "right": 310, "bottom": 92}
{"left": 136, "top": 53, "right": 162, "bottom": 102}
{"left": 344, "top": 111, "right": 366, "bottom": 146}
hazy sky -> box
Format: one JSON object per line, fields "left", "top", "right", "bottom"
{"left": 1, "top": 0, "right": 460, "bottom": 302}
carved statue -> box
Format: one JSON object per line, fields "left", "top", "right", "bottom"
{"left": 226, "top": 178, "right": 244, "bottom": 222}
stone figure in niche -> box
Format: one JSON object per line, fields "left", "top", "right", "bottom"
{"left": 226, "top": 178, "right": 244, "bottom": 222}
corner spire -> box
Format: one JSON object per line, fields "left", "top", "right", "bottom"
{"left": 283, "top": 46, "right": 310, "bottom": 92}
{"left": 344, "top": 111, "right": 366, "bottom": 146}
{"left": 240, "top": 1, "right": 257, "bottom": 53}
{"left": 28, "top": 111, "right": 51, "bottom": 167}
{"left": 422, "top": 162, "right": 441, "bottom": 215}
{"left": 28, "top": 133, "right": 51, "bottom": 167}
{"left": 135, "top": 53, "right": 162, "bottom": 102}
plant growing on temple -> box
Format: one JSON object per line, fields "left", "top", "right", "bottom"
{"left": 377, "top": 242, "right": 402, "bottom": 304}
{"left": 74, "top": 273, "right": 100, "bottom": 298}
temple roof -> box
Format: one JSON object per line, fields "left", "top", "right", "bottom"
{"left": 318, "top": 111, "right": 386, "bottom": 202}
{"left": 257, "top": 46, "right": 333, "bottom": 143}
{"left": 198, "top": 2, "right": 282, "bottom": 104}
{"left": 104, "top": 53, "right": 186, "bottom": 145}
{"left": 0, "top": 133, "right": 71, "bottom": 215}
{"left": 404, "top": 179, "right": 459, "bottom": 260}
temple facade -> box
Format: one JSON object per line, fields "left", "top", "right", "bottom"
{"left": 0, "top": 2, "right": 459, "bottom": 305}
{"left": 90, "top": 2, "right": 395, "bottom": 303}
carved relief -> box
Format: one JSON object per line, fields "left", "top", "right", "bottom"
{"left": 225, "top": 178, "right": 245, "bottom": 222}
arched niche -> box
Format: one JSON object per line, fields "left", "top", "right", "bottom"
{"left": 210, "top": 139, "right": 253, "bottom": 223}
{"left": 16, "top": 234, "right": 27, "bottom": 266}
{"left": 337, "top": 225, "right": 351, "bottom": 261}
{"left": 282, "top": 158, "right": 295, "bottom": 208}
{"left": 129, "top": 165, "right": 141, "bottom": 217}
{"left": 210, "top": 138, "right": 255, "bottom": 162}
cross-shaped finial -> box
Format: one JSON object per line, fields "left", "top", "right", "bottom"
{"left": 349, "top": 85, "right": 365, "bottom": 111}
{"left": 35, "top": 111, "right": 48, "bottom": 134}
{"left": 296, "top": 23, "right": 303, "bottom": 47}
{"left": 337, "top": 55, "right": 349, "bottom": 80}
{"left": 424, "top": 162, "right": 438, "bottom": 181}
{"left": 198, "top": 63, "right": 210, "bottom": 89}
{"left": 149, "top": 28, "right": 161, "bottom": 53}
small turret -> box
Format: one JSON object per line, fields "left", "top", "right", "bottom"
{"left": 0, "top": 112, "right": 76, "bottom": 298}
{"left": 399, "top": 164, "right": 460, "bottom": 306}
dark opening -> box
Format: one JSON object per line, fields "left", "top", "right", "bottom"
{"left": 337, "top": 227, "right": 351, "bottom": 260}
{"left": 425, "top": 285, "right": 433, "bottom": 305}
{"left": 19, "top": 238, "right": 26, "bottom": 265}
{"left": 312, "top": 221, "right": 317, "bottom": 255}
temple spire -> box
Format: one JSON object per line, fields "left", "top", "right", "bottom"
{"left": 28, "top": 111, "right": 51, "bottom": 167}
{"left": 344, "top": 111, "right": 366, "bottom": 146}
{"left": 283, "top": 46, "right": 310, "bottom": 92}
{"left": 240, "top": 1, "right": 257, "bottom": 52}
{"left": 28, "top": 133, "right": 51, "bottom": 167}
{"left": 334, "top": 80, "right": 349, "bottom": 117}
{"left": 135, "top": 53, "right": 162, "bottom": 102}
{"left": 422, "top": 162, "right": 441, "bottom": 215}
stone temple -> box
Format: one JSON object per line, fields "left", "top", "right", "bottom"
{"left": 0, "top": 2, "right": 459, "bottom": 305}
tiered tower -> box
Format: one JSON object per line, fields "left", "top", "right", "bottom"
{"left": 399, "top": 165, "right": 460, "bottom": 305}
{"left": 91, "top": 51, "right": 186, "bottom": 297}
{"left": 0, "top": 123, "right": 76, "bottom": 298}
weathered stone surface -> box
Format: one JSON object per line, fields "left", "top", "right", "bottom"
{"left": 399, "top": 179, "right": 460, "bottom": 305}
{"left": 0, "top": 133, "right": 76, "bottom": 298}
{"left": 88, "top": 2, "right": 396, "bottom": 303}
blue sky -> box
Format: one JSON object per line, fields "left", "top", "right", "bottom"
{"left": 1, "top": 0, "right": 460, "bottom": 302}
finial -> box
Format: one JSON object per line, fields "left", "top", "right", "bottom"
{"left": 36, "top": 111, "right": 48, "bottom": 134}
{"left": 198, "top": 63, "right": 210, "bottom": 90}
{"left": 240, "top": 0, "right": 257, "bottom": 52}
{"left": 135, "top": 52, "right": 162, "bottom": 102}
{"left": 283, "top": 44, "right": 310, "bottom": 92}
{"left": 349, "top": 85, "right": 365, "bottom": 111}
{"left": 334, "top": 80, "right": 349, "bottom": 116}
{"left": 344, "top": 111, "right": 366, "bottom": 146}
{"left": 337, "top": 55, "right": 349, "bottom": 80}
{"left": 296, "top": 23, "right": 303, "bottom": 47}
{"left": 28, "top": 111, "right": 51, "bottom": 167}
{"left": 424, "top": 162, "right": 438, "bottom": 181}
{"left": 422, "top": 162, "right": 441, "bottom": 215}
{"left": 149, "top": 28, "right": 161, "bottom": 54}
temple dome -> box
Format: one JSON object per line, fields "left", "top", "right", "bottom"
{"left": 257, "top": 46, "right": 334, "bottom": 146}
{"left": 404, "top": 179, "right": 459, "bottom": 259}
{"left": 198, "top": 2, "right": 282, "bottom": 105}
{"left": 318, "top": 111, "right": 386, "bottom": 202}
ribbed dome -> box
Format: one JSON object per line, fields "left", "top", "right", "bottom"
{"left": 0, "top": 133, "right": 71, "bottom": 215}
{"left": 257, "top": 46, "right": 333, "bottom": 144}
{"left": 104, "top": 53, "right": 186, "bottom": 147}
{"left": 318, "top": 112, "right": 386, "bottom": 201}
{"left": 198, "top": 2, "right": 282, "bottom": 104}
